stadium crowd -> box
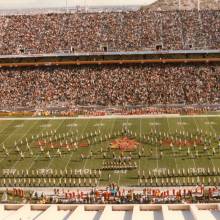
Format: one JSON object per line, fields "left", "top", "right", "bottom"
{"left": 0, "top": 64, "right": 219, "bottom": 108}
{"left": 0, "top": 9, "right": 219, "bottom": 54}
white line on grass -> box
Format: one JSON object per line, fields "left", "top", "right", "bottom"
{"left": 1, "top": 114, "right": 220, "bottom": 121}
{"left": 166, "top": 116, "right": 178, "bottom": 170}
{"left": 44, "top": 120, "right": 76, "bottom": 170}
{"left": 192, "top": 116, "right": 218, "bottom": 185}
{"left": 192, "top": 117, "right": 214, "bottom": 171}
{"left": 181, "top": 116, "right": 197, "bottom": 170}
{"left": 0, "top": 121, "right": 14, "bottom": 134}
{"left": 117, "top": 118, "right": 128, "bottom": 186}
{"left": 138, "top": 117, "right": 142, "bottom": 181}
{"left": 64, "top": 119, "right": 80, "bottom": 170}
{"left": 203, "top": 116, "right": 217, "bottom": 169}
{"left": 82, "top": 118, "right": 104, "bottom": 171}
{"left": 97, "top": 118, "right": 116, "bottom": 187}
{"left": 0, "top": 122, "right": 26, "bottom": 148}
{"left": 28, "top": 120, "right": 66, "bottom": 171}
{"left": 6, "top": 120, "right": 40, "bottom": 169}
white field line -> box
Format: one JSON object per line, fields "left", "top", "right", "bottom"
{"left": 1, "top": 114, "right": 220, "bottom": 121}
{"left": 0, "top": 121, "right": 20, "bottom": 156}
{"left": 138, "top": 118, "right": 142, "bottom": 181}
{"left": 27, "top": 155, "right": 40, "bottom": 171}
{"left": 13, "top": 120, "right": 59, "bottom": 170}
{"left": 99, "top": 117, "right": 116, "bottom": 187}
{"left": 204, "top": 116, "right": 217, "bottom": 169}
{"left": 140, "top": 117, "right": 142, "bottom": 142}
{"left": 64, "top": 120, "right": 78, "bottom": 170}
{"left": 0, "top": 122, "right": 27, "bottom": 147}
{"left": 118, "top": 118, "right": 124, "bottom": 186}
{"left": 0, "top": 121, "right": 14, "bottom": 134}
{"left": 28, "top": 120, "right": 67, "bottom": 171}
{"left": 6, "top": 120, "right": 40, "bottom": 169}
{"left": 209, "top": 153, "right": 216, "bottom": 169}
{"left": 192, "top": 116, "right": 214, "bottom": 172}
{"left": 0, "top": 121, "right": 39, "bottom": 165}
{"left": 64, "top": 152, "right": 74, "bottom": 170}
{"left": 194, "top": 116, "right": 216, "bottom": 171}
{"left": 96, "top": 117, "right": 116, "bottom": 187}
{"left": 180, "top": 116, "right": 197, "bottom": 170}
{"left": 104, "top": 117, "right": 117, "bottom": 185}
{"left": 166, "top": 116, "right": 178, "bottom": 170}
{"left": 82, "top": 119, "right": 103, "bottom": 170}
{"left": 45, "top": 120, "right": 80, "bottom": 170}
{"left": 117, "top": 118, "right": 129, "bottom": 186}
{"left": 117, "top": 170, "right": 121, "bottom": 186}
{"left": 153, "top": 117, "right": 159, "bottom": 170}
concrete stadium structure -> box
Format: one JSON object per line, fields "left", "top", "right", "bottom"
{"left": 1, "top": 203, "right": 220, "bottom": 220}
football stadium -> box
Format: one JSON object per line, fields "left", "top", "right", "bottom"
{"left": 0, "top": 0, "right": 220, "bottom": 219}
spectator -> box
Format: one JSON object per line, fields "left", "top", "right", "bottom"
{"left": 0, "top": 64, "right": 219, "bottom": 109}
{"left": 0, "top": 10, "right": 219, "bottom": 54}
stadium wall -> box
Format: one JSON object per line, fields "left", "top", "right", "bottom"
{"left": 1, "top": 203, "right": 220, "bottom": 220}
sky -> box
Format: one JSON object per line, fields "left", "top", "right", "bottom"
{"left": 0, "top": 0, "right": 157, "bottom": 9}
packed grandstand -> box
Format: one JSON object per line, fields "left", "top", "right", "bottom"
{"left": 0, "top": 10, "right": 219, "bottom": 54}
{"left": 0, "top": 1, "right": 220, "bottom": 219}
{"left": 0, "top": 64, "right": 219, "bottom": 109}
{"left": 0, "top": 1, "right": 219, "bottom": 112}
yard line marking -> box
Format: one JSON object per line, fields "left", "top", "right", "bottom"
{"left": 66, "top": 123, "right": 78, "bottom": 127}
{"left": 177, "top": 122, "right": 188, "bottom": 125}
{"left": 193, "top": 117, "right": 205, "bottom": 170}
{"left": 97, "top": 118, "right": 116, "bottom": 187}
{"left": 139, "top": 117, "right": 142, "bottom": 175}
{"left": 193, "top": 116, "right": 218, "bottom": 184}
{"left": 65, "top": 119, "right": 78, "bottom": 170}
{"left": 27, "top": 155, "right": 40, "bottom": 171}
{"left": 40, "top": 124, "right": 52, "bottom": 128}
{"left": 0, "top": 121, "right": 38, "bottom": 166}
{"left": 10, "top": 120, "right": 55, "bottom": 170}
{"left": 82, "top": 119, "right": 103, "bottom": 171}
{"left": 94, "top": 123, "right": 104, "bottom": 127}
{"left": 182, "top": 117, "right": 197, "bottom": 170}
{"left": 28, "top": 120, "right": 66, "bottom": 171}
{"left": 117, "top": 119, "right": 127, "bottom": 187}
{"left": 153, "top": 117, "right": 159, "bottom": 171}
{"left": 64, "top": 151, "right": 74, "bottom": 170}
{"left": 117, "top": 118, "right": 128, "bottom": 187}
{"left": 204, "top": 121, "right": 216, "bottom": 125}
{"left": 6, "top": 120, "right": 40, "bottom": 169}
{"left": 45, "top": 120, "right": 75, "bottom": 170}
{"left": 117, "top": 170, "right": 121, "bottom": 186}
{"left": 0, "top": 122, "right": 26, "bottom": 147}
{"left": 0, "top": 121, "right": 14, "bottom": 134}
{"left": 122, "top": 122, "right": 132, "bottom": 126}
{"left": 203, "top": 116, "right": 218, "bottom": 169}
{"left": 166, "top": 117, "right": 178, "bottom": 170}
{"left": 149, "top": 122, "right": 160, "bottom": 126}
{"left": 14, "top": 124, "right": 24, "bottom": 128}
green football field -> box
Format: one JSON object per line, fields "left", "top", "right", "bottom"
{"left": 0, "top": 115, "right": 220, "bottom": 187}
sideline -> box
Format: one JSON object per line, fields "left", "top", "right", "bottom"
{"left": 0, "top": 114, "right": 220, "bottom": 120}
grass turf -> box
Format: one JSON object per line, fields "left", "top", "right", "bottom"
{"left": 0, "top": 115, "right": 220, "bottom": 187}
